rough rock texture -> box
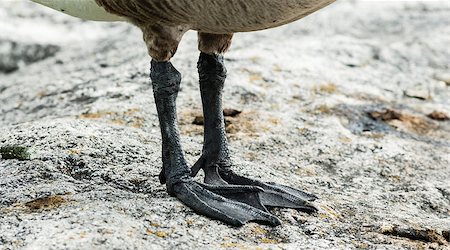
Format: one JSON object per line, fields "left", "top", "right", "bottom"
{"left": 1, "top": 1, "right": 449, "bottom": 249}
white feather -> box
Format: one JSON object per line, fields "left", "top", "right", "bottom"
{"left": 31, "top": 0, "right": 125, "bottom": 22}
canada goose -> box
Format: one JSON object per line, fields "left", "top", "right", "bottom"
{"left": 31, "top": 0, "right": 336, "bottom": 226}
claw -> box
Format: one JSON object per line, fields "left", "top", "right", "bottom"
{"left": 219, "top": 170, "right": 318, "bottom": 213}
{"left": 159, "top": 170, "right": 166, "bottom": 184}
{"left": 173, "top": 180, "right": 281, "bottom": 227}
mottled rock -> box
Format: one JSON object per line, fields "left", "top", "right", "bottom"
{"left": 1, "top": 1, "right": 449, "bottom": 249}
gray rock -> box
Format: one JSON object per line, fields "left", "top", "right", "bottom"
{"left": 1, "top": 1, "right": 449, "bottom": 249}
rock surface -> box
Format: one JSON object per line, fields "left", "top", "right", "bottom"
{"left": 1, "top": 1, "right": 449, "bottom": 249}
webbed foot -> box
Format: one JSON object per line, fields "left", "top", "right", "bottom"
{"left": 172, "top": 179, "right": 281, "bottom": 226}
{"left": 219, "top": 169, "right": 318, "bottom": 213}
{"left": 194, "top": 51, "right": 318, "bottom": 215}
{"left": 192, "top": 160, "right": 318, "bottom": 213}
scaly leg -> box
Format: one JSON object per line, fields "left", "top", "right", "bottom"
{"left": 150, "top": 60, "right": 280, "bottom": 226}
{"left": 192, "top": 51, "right": 318, "bottom": 213}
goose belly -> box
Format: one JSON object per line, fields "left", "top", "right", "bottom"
{"left": 190, "top": 0, "right": 337, "bottom": 33}
{"left": 31, "top": 0, "right": 124, "bottom": 21}
{"left": 93, "top": 0, "right": 336, "bottom": 32}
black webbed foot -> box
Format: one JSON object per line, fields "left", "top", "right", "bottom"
{"left": 195, "top": 51, "right": 319, "bottom": 215}
{"left": 172, "top": 179, "right": 281, "bottom": 226}
{"left": 193, "top": 160, "right": 318, "bottom": 214}
{"left": 198, "top": 182, "right": 268, "bottom": 212}
{"left": 218, "top": 169, "right": 318, "bottom": 213}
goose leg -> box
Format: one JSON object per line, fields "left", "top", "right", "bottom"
{"left": 192, "top": 51, "right": 318, "bottom": 213}
{"left": 150, "top": 59, "right": 280, "bottom": 227}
